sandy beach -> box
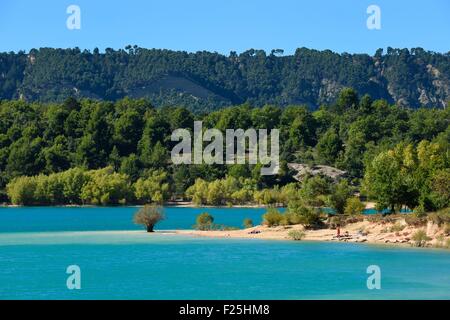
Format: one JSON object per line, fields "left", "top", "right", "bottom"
{"left": 175, "top": 218, "right": 450, "bottom": 248}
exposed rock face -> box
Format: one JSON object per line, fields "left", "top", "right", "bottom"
{"left": 287, "top": 163, "right": 347, "bottom": 182}
{"left": 319, "top": 79, "right": 344, "bottom": 104}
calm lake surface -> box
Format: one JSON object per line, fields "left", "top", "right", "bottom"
{"left": 0, "top": 206, "right": 268, "bottom": 232}
{"left": 0, "top": 206, "right": 449, "bottom": 299}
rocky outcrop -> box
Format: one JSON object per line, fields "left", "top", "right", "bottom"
{"left": 287, "top": 163, "right": 347, "bottom": 182}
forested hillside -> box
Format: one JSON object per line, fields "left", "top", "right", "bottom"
{"left": 1, "top": 47, "right": 449, "bottom": 111}
{"left": 0, "top": 90, "right": 448, "bottom": 211}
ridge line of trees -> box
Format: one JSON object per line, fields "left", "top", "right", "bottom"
{"left": 1, "top": 46, "right": 449, "bottom": 110}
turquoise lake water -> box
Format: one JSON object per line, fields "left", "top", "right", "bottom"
{"left": 0, "top": 207, "right": 449, "bottom": 299}
{"left": 0, "top": 206, "right": 268, "bottom": 232}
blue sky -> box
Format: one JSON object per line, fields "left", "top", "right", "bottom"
{"left": 0, "top": 0, "right": 449, "bottom": 55}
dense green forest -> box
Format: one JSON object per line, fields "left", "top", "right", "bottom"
{"left": 0, "top": 47, "right": 449, "bottom": 111}
{"left": 0, "top": 88, "right": 449, "bottom": 212}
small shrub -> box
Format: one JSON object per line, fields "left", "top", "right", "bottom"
{"left": 411, "top": 230, "right": 431, "bottom": 247}
{"left": 381, "top": 215, "right": 399, "bottom": 224}
{"left": 428, "top": 208, "right": 450, "bottom": 226}
{"left": 444, "top": 223, "right": 450, "bottom": 236}
{"left": 243, "top": 218, "right": 253, "bottom": 229}
{"left": 328, "top": 215, "right": 346, "bottom": 229}
{"left": 279, "top": 214, "right": 290, "bottom": 226}
{"left": 366, "top": 214, "right": 383, "bottom": 223}
{"left": 344, "top": 197, "right": 365, "bottom": 216}
{"left": 389, "top": 222, "right": 405, "bottom": 233}
{"left": 280, "top": 211, "right": 296, "bottom": 225}
{"left": 405, "top": 213, "right": 427, "bottom": 227}
{"left": 286, "top": 200, "right": 323, "bottom": 228}
{"left": 262, "top": 208, "right": 284, "bottom": 227}
{"left": 345, "top": 215, "right": 364, "bottom": 224}
{"left": 195, "top": 212, "right": 215, "bottom": 230}
{"left": 288, "top": 230, "right": 305, "bottom": 241}
{"left": 299, "top": 208, "right": 323, "bottom": 229}
{"left": 434, "top": 235, "right": 446, "bottom": 248}
{"left": 413, "top": 205, "right": 427, "bottom": 218}
{"left": 220, "top": 225, "right": 240, "bottom": 231}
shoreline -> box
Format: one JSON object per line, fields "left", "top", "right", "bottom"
{"left": 0, "top": 202, "right": 271, "bottom": 209}
{"left": 173, "top": 219, "right": 450, "bottom": 249}
{"left": 2, "top": 227, "right": 447, "bottom": 250}
{"left": 0, "top": 201, "right": 378, "bottom": 210}
{"left": 1, "top": 204, "right": 447, "bottom": 249}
